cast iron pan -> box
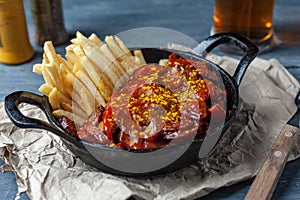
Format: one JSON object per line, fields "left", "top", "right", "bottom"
{"left": 4, "top": 33, "right": 258, "bottom": 176}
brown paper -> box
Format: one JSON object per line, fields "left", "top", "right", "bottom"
{"left": 0, "top": 55, "right": 299, "bottom": 200}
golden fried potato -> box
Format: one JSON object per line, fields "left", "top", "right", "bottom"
{"left": 33, "top": 64, "right": 43, "bottom": 74}
{"left": 38, "top": 83, "right": 53, "bottom": 96}
{"left": 34, "top": 32, "right": 148, "bottom": 128}
{"left": 88, "top": 33, "right": 103, "bottom": 46}
{"left": 52, "top": 109, "right": 85, "bottom": 126}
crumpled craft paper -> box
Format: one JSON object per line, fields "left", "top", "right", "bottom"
{"left": 0, "top": 55, "right": 300, "bottom": 200}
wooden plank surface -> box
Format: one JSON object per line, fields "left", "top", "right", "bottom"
{"left": 0, "top": 0, "right": 300, "bottom": 199}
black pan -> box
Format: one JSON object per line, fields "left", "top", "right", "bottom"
{"left": 4, "top": 33, "right": 258, "bottom": 176}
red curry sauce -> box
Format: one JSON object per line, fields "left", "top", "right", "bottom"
{"left": 60, "top": 53, "right": 226, "bottom": 149}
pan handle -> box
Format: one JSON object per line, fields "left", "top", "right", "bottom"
{"left": 4, "top": 91, "right": 77, "bottom": 143}
{"left": 192, "top": 33, "right": 259, "bottom": 86}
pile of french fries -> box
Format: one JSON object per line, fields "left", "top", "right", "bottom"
{"left": 33, "top": 32, "right": 146, "bottom": 126}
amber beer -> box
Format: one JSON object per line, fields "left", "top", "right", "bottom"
{"left": 212, "top": 0, "right": 275, "bottom": 44}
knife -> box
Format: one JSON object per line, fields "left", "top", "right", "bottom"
{"left": 245, "top": 92, "right": 300, "bottom": 200}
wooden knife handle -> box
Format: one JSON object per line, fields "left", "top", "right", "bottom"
{"left": 245, "top": 124, "right": 299, "bottom": 200}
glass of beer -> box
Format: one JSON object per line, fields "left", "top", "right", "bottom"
{"left": 211, "top": 0, "right": 275, "bottom": 53}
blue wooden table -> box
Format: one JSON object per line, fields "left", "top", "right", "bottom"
{"left": 1, "top": 0, "right": 300, "bottom": 199}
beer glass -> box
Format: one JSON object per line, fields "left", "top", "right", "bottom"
{"left": 211, "top": 0, "right": 275, "bottom": 53}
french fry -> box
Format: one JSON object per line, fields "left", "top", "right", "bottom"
{"left": 133, "top": 56, "right": 144, "bottom": 66}
{"left": 73, "top": 44, "right": 86, "bottom": 58}
{"left": 99, "top": 44, "right": 128, "bottom": 78}
{"left": 76, "top": 69, "right": 106, "bottom": 106}
{"left": 72, "top": 31, "right": 98, "bottom": 51}
{"left": 159, "top": 59, "right": 168, "bottom": 66}
{"left": 114, "top": 73, "right": 131, "bottom": 92}
{"left": 60, "top": 101, "right": 72, "bottom": 112}
{"left": 42, "top": 52, "right": 50, "bottom": 64}
{"left": 84, "top": 47, "right": 120, "bottom": 86}
{"left": 133, "top": 50, "right": 146, "bottom": 65}
{"left": 69, "top": 91, "right": 84, "bottom": 115}
{"left": 57, "top": 54, "right": 73, "bottom": 72}
{"left": 42, "top": 63, "right": 66, "bottom": 96}
{"left": 79, "top": 55, "right": 113, "bottom": 99}
{"left": 70, "top": 46, "right": 88, "bottom": 74}
{"left": 49, "top": 86, "right": 72, "bottom": 110}
{"left": 105, "top": 36, "right": 137, "bottom": 71}
{"left": 48, "top": 87, "right": 61, "bottom": 110}
{"left": 114, "top": 36, "right": 132, "bottom": 57}
{"left": 49, "top": 64, "right": 62, "bottom": 87}
{"left": 65, "top": 52, "right": 79, "bottom": 71}
{"left": 41, "top": 66, "right": 55, "bottom": 86}
{"left": 120, "top": 61, "right": 133, "bottom": 76}
{"left": 79, "top": 87, "right": 94, "bottom": 116}
{"left": 65, "top": 44, "right": 78, "bottom": 66}
{"left": 59, "top": 63, "right": 73, "bottom": 96}
{"left": 60, "top": 101, "right": 87, "bottom": 120}
{"left": 105, "top": 36, "right": 124, "bottom": 58}
{"left": 59, "top": 63, "right": 83, "bottom": 109}
{"left": 72, "top": 63, "right": 82, "bottom": 74}
{"left": 65, "top": 43, "right": 76, "bottom": 52}
{"left": 58, "top": 91, "right": 72, "bottom": 106}
{"left": 44, "top": 41, "right": 59, "bottom": 65}
{"left": 52, "top": 109, "right": 85, "bottom": 126}
{"left": 65, "top": 72, "right": 97, "bottom": 115}
{"left": 33, "top": 64, "right": 43, "bottom": 74}
{"left": 65, "top": 55, "right": 84, "bottom": 74}
{"left": 88, "top": 33, "right": 103, "bottom": 46}
{"left": 38, "top": 83, "right": 53, "bottom": 96}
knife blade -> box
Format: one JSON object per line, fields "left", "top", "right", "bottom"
{"left": 245, "top": 92, "right": 300, "bottom": 200}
